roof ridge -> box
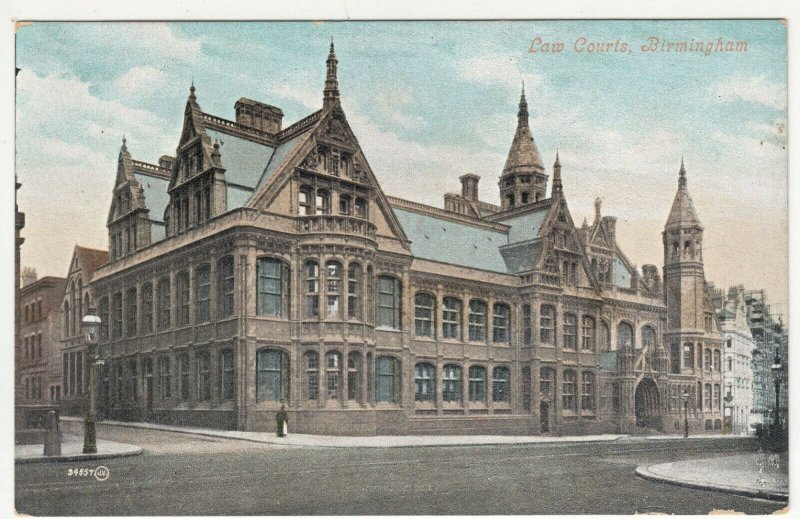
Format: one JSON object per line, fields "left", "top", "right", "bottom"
{"left": 388, "top": 196, "right": 510, "bottom": 233}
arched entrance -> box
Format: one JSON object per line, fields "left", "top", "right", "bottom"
{"left": 634, "top": 377, "right": 660, "bottom": 429}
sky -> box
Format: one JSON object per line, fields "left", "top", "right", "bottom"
{"left": 14, "top": 20, "right": 787, "bottom": 319}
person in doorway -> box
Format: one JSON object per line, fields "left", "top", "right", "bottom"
{"left": 276, "top": 402, "right": 288, "bottom": 437}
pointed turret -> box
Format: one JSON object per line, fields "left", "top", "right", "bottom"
{"left": 323, "top": 39, "right": 340, "bottom": 109}
{"left": 551, "top": 150, "right": 562, "bottom": 196}
{"left": 665, "top": 158, "right": 702, "bottom": 230}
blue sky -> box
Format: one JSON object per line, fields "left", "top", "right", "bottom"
{"left": 15, "top": 20, "right": 787, "bottom": 315}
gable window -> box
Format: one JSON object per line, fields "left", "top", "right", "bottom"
{"left": 522, "top": 304, "right": 532, "bottom": 345}
{"left": 442, "top": 364, "right": 462, "bottom": 403}
{"left": 179, "top": 354, "right": 190, "bottom": 401}
{"left": 257, "top": 258, "right": 289, "bottom": 317}
{"left": 305, "top": 261, "right": 320, "bottom": 318}
{"left": 617, "top": 322, "right": 634, "bottom": 351}
{"left": 562, "top": 370, "right": 577, "bottom": 411}
{"left": 176, "top": 271, "right": 190, "bottom": 326}
{"left": 414, "top": 293, "right": 435, "bottom": 337}
{"left": 316, "top": 189, "right": 331, "bottom": 215}
{"left": 256, "top": 349, "right": 289, "bottom": 401}
{"left": 158, "top": 278, "right": 171, "bottom": 330}
{"left": 355, "top": 198, "right": 368, "bottom": 219}
{"left": 142, "top": 283, "right": 153, "bottom": 334}
{"left": 492, "top": 366, "right": 510, "bottom": 403}
{"left": 468, "top": 300, "right": 487, "bottom": 342}
{"left": 218, "top": 256, "right": 235, "bottom": 318}
{"left": 347, "top": 262, "right": 362, "bottom": 320}
{"left": 376, "top": 276, "right": 401, "bottom": 329}
{"left": 563, "top": 313, "right": 577, "bottom": 349}
{"left": 220, "top": 350, "right": 235, "bottom": 400}
{"left": 442, "top": 297, "right": 462, "bottom": 340}
{"left": 195, "top": 264, "right": 211, "bottom": 323}
{"left": 581, "top": 316, "right": 596, "bottom": 351}
{"left": 299, "top": 186, "right": 314, "bottom": 215}
{"left": 304, "top": 351, "right": 319, "bottom": 400}
{"left": 540, "top": 305, "right": 555, "bottom": 344}
{"left": 581, "top": 371, "right": 595, "bottom": 411}
{"left": 375, "top": 356, "right": 400, "bottom": 403}
{"left": 414, "top": 362, "right": 435, "bottom": 402}
{"left": 326, "top": 351, "right": 342, "bottom": 400}
{"left": 492, "top": 303, "right": 510, "bottom": 343}
{"left": 326, "top": 261, "right": 342, "bottom": 319}
{"left": 468, "top": 365, "right": 487, "bottom": 402}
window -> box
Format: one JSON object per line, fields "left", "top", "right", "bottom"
{"left": 375, "top": 356, "right": 400, "bottom": 403}
{"left": 305, "top": 261, "right": 320, "bottom": 318}
{"left": 339, "top": 194, "right": 351, "bottom": 215}
{"left": 112, "top": 292, "right": 122, "bottom": 339}
{"left": 522, "top": 366, "right": 532, "bottom": 411}
{"left": 219, "top": 256, "right": 235, "bottom": 318}
{"left": 468, "top": 365, "right": 487, "bottom": 402}
{"left": 414, "top": 363, "right": 435, "bottom": 402}
{"left": 220, "top": 350, "right": 234, "bottom": 400}
{"left": 703, "top": 384, "right": 712, "bottom": 411}
{"left": 347, "top": 352, "right": 362, "bottom": 401}
{"left": 522, "top": 304, "right": 532, "bottom": 345}
{"left": 142, "top": 283, "right": 153, "bottom": 334}
{"left": 376, "top": 276, "right": 401, "bottom": 329}
{"left": 158, "top": 356, "right": 171, "bottom": 399}
{"left": 581, "top": 372, "right": 595, "bottom": 411}
{"left": 618, "top": 322, "right": 634, "bottom": 350}
{"left": 304, "top": 351, "right": 319, "bottom": 400}
{"left": 713, "top": 384, "right": 721, "bottom": 411}
{"left": 257, "top": 258, "right": 289, "bottom": 317}
{"left": 468, "top": 300, "right": 487, "bottom": 342}
{"left": 492, "top": 303, "right": 510, "bottom": 343}
{"left": 179, "top": 354, "right": 190, "bottom": 401}
{"left": 598, "top": 321, "right": 610, "bottom": 351}
{"left": 114, "top": 363, "right": 124, "bottom": 402}
{"left": 354, "top": 198, "right": 368, "bottom": 219}
{"left": 563, "top": 313, "right": 577, "bottom": 349}
{"left": 540, "top": 305, "right": 555, "bottom": 344}
{"left": 562, "top": 370, "right": 577, "bottom": 411}
{"left": 24, "top": 337, "right": 29, "bottom": 358}
{"left": 299, "top": 186, "right": 313, "bottom": 215}
{"left": 158, "top": 278, "right": 171, "bottom": 330}
{"left": 176, "top": 271, "right": 190, "bottom": 326}
{"left": 704, "top": 348, "right": 712, "bottom": 372}
{"left": 727, "top": 357, "right": 733, "bottom": 372}
{"left": 442, "top": 297, "right": 462, "bottom": 340}
{"left": 315, "top": 190, "right": 330, "bottom": 214}
{"left": 683, "top": 343, "right": 694, "bottom": 368}
{"left": 540, "top": 367, "right": 556, "bottom": 403}
{"left": 414, "top": 293, "right": 435, "bottom": 337}
{"left": 326, "top": 351, "right": 342, "bottom": 400}
{"left": 63, "top": 300, "right": 70, "bottom": 337}
{"left": 36, "top": 333, "right": 42, "bottom": 358}
{"left": 581, "top": 316, "right": 596, "bottom": 351}
{"left": 125, "top": 288, "right": 137, "bottom": 336}
{"left": 493, "top": 366, "right": 510, "bottom": 403}
{"left": 256, "top": 349, "right": 289, "bottom": 401}
{"left": 642, "top": 326, "right": 656, "bottom": 350}
{"left": 713, "top": 350, "right": 721, "bottom": 372}
{"left": 194, "top": 265, "right": 211, "bottom": 323}
{"left": 128, "top": 359, "right": 138, "bottom": 401}
{"left": 326, "top": 261, "right": 342, "bottom": 319}
{"left": 347, "top": 263, "right": 361, "bottom": 320}
{"left": 195, "top": 351, "right": 211, "bottom": 402}
{"left": 442, "top": 364, "right": 462, "bottom": 403}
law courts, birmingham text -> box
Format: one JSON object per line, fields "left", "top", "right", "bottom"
{"left": 529, "top": 36, "right": 748, "bottom": 55}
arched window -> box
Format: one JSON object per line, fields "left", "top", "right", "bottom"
{"left": 468, "top": 300, "right": 487, "bottom": 342}
{"left": 492, "top": 366, "right": 510, "bottom": 402}
{"left": 304, "top": 351, "right": 319, "bottom": 400}
{"left": 258, "top": 258, "right": 289, "bottom": 317}
{"left": 219, "top": 349, "right": 235, "bottom": 400}
{"left": 305, "top": 261, "right": 320, "bottom": 318}
{"left": 442, "top": 364, "right": 462, "bottom": 403}
{"left": 355, "top": 198, "right": 368, "bottom": 219}
{"left": 326, "top": 351, "right": 342, "bottom": 400}
{"left": 540, "top": 367, "right": 555, "bottom": 398}
{"left": 581, "top": 316, "right": 596, "bottom": 351}
{"left": 195, "top": 264, "right": 211, "bottom": 323}
{"left": 218, "top": 256, "right": 235, "bottom": 318}
{"left": 563, "top": 313, "right": 577, "bottom": 349}
{"left": 617, "top": 322, "right": 634, "bottom": 351}
{"left": 442, "top": 297, "right": 462, "bottom": 340}
{"left": 315, "top": 189, "right": 330, "bottom": 214}
{"left": 581, "top": 371, "right": 595, "bottom": 411}
{"left": 683, "top": 342, "right": 694, "bottom": 368}
{"left": 599, "top": 321, "right": 611, "bottom": 351}
{"left": 468, "top": 365, "right": 487, "bottom": 402}
{"left": 562, "top": 370, "right": 577, "bottom": 411}
{"left": 522, "top": 304, "right": 532, "bottom": 345}
{"left": 726, "top": 357, "right": 733, "bottom": 372}
{"left": 704, "top": 348, "right": 713, "bottom": 371}
{"left": 492, "top": 303, "right": 510, "bottom": 343}
{"left": 298, "top": 185, "right": 314, "bottom": 215}
{"left": 347, "top": 262, "right": 361, "bottom": 320}
{"left": 326, "top": 261, "right": 342, "bottom": 319}
{"left": 540, "top": 305, "right": 556, "bottom": 344}
{"left": 347, "top": 352, "right": 362, "bottom": 401}
{"left": 339, "top": 194, "right": 351, "bottom": 215}
{"left": 256, "top": 349, "right": 289, "bottom": 402}
{"left": 375, "top": 356, "right": 400, "bottom": 403}
{"left": 196, "top": 351, "right": 211, "bottom": 402}
{"left": 414, "top": 362, "right": 435, "bottom": 402}
{"left": 376, "top": 276, "right": 401, "bottom": 329}
{"left": 414, "top": 293, "right": 435, "bottom": 337}
{"left": 176, "top": 271, "right": 190, "bottom": 326}
{"left": 642, "top": 325, "right": 656, "bottom": 350}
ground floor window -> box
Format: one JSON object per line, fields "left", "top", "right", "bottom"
{"left": 220, "top": 350, "right": 235, "bottom": 401}
{"left": 376, "top": 356, "right": 400, "bottom": 403}
{"left": 492, "top": 366, "right": 510, "bottom": 402}
{"left": 468, "top": 365, "right": 487, "bottom": 402}
{"left": 414, "top": 362, "right": 435, "bottom": 402}
{"left": 442, "top": 364, "right": 462, "bottom": 403}
{"left": 257, "top": 349, "right": 289, "bottom": 401}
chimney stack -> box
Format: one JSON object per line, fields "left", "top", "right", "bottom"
{"left": 21, "top": 266, "right": 37, "bottom": 287}
{"left": 234, "top": 98, "right": 284, "bottom": 133}
{"left": 459, "top": 174, "right": 480, "bottom": 202}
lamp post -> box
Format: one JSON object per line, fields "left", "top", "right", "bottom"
{"left": 770, "top": 355, "right": 783, "bottom": 433}
{"left": 81, "top": 309, "right": 102, "bottom": 454}
{"left": 682, "top": 391, "right": 689, "bottom": 438}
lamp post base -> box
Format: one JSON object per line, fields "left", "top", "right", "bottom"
{"left": 83, "top": 418, "right": 97, "bottom": 454}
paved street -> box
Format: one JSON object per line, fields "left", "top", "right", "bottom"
{"left": 16, "top": 426, "right": 783, "bottom": 515}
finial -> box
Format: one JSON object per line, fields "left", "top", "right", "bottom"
{"left": 554, "top": 148, "right": 560, "bottom": 167}
{"left": 679, "top": 157, "right": 687, "bottom": 188}
{"left": 121, "top": 135, "right": 128, "bottom": 152}
{"left": 594, "top": 197, "right": 602, "bottom": 222}
{"left": 522, "top": 80, "right": 525, "bottom": 96}
{"left": 189, "top": 80, "right": 196, "bottom": 101}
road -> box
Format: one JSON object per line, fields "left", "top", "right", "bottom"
{"left": 16, "top": 426, "right": 784, "bottom": 515}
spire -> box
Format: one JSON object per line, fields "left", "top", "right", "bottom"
{"left": 679, "top": 156, "right": 687, "bottom": 188}
{"left": 189, "top": 81, "right": 196, "bottom": 102}
{"left": 552, "top": 151, "right": 562, "bottom": 195}
{"left": 502, "top": 88, "right": 544, "bottom": 177}
{"left": 121, "top": 135, "right": 128, "bottom": 153}
{"left": 518, "top": 82, "right": 529, "bottom": 125}
{"left": 323, "top": 39, "right": 340, "bottom": 109}
{"left": 665, "top": 159, "right": 702, "bottom": 229}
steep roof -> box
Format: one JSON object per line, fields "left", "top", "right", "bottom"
{"left": 665, "top": 161, "right": 702, "bottom": 229}
{"left": 75, "top": 246, "right": 109, "bottom": 275}
{"left": 501, "top": 89, "right": 544, "bottom": 177}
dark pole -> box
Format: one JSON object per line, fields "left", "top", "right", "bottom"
{"left": 773, "top": 377, "right": 780, "bottom": 432}
{"left": 82, "top": 311, "right": 99, "bottom": 454}
{"left": 683, "top": 398, "right": 689, "bottom": 438}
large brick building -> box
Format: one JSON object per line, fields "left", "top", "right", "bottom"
{"left": 87, "top": 44, "right": 724, "bottom": 435}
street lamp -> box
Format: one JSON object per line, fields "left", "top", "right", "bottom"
{"left": 771, "top": 355, "right": 783, "bottom": 433}
{"left": 682, "top": 392, "right": 689, "bottom": 438}
{"left": 81, "top": 309, "right": 102, "bottom": 454}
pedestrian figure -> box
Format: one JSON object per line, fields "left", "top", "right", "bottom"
{"left": 276, "top": 402, "right": 288, "bottom": 437}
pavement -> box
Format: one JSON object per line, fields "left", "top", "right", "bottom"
{"left": 15, "top": 433, "right": 143, "bottom": 464}
{"left": 636, "top": 451, "right": 788, "bottom": 501}
{"left": 61, "top": 415, "right": 736, "bottom": 448}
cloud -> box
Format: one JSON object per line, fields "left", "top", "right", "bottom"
{"left": 109, "top": 66, "right": 169, "bottom": 98}
{"left": 458, "top": 54, "right": 542, "bottom": 90}
{"left": 709, "top": 75, "right": 787, "bottom": 110}
{"left": 84, "top": 23, "right": 202, "bottom": 64}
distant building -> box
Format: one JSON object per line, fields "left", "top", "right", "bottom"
{"left": 18, "top": 274, "right": 67, "bottom": 404}
{"left": 15, "top": 176, "right": 25, "bottom": 402}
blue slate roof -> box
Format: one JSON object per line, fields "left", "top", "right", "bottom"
{"left": 205, "top": 128, "right": 276, "bottom": 190}
{"left": 392, "top": 208, "right": 509, "bottom": 273}
{"left": 227, "top": 185, "right": 254, "bottom": 208}
{"left": 498, "top": 207, "right": 549, "bottom": 243}
{"left": 613, "top": 253, "right": 631, "bottom": 288}
{"left": 256, "top": 132, "right": 308, "bottom": 191}
{"left": 500, "top": 240, "right": 541, "bottom": 273}
{"left": 134, "top": 173, "right": 170, "bottom": 224}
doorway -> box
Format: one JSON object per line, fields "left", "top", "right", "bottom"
{"left": 540, "top": 402, "right": 550, "bottom": 433}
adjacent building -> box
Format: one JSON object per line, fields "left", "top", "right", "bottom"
{"left": 86, "top": 44, "right": 724, "bottom": 435}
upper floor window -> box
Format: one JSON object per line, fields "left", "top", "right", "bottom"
{"left": 540, "top": 305, "right": 555, "bottom": 344}
{"left": 376, "top": 276, "right": 401, "bottom": 329}
{"left": 218, "top": 256, "right": 235, "bottom": 318}
{"left": 617, "top": 322, "right": 634, "bottom": 351}
{"left": 347, "top": 262, "right": 362, "bottom": 320}
{"left": 492, "top": 366, "right": 510, "bottom": 403}
{"left": 195, "top": 264, "right": 211, "bottom": 323}
{"left": 316, "top": 189, "right": 331, "bottom": 215}
{"left": 158, "top": 278, "right": 171, "bottom": 330}
{"left": 141, "top": 283, "right": 153, "bottom": 334}
{"left": 414, "top": 362, "right": 435, "bottom": 402}
{"left": 339, "top": 194, "right": 351, "bottom": 215}
{"left": 683, "top": 342, "right": 694, "bottom": 368}
{"left": 304, "top": 261, "right": 320, "bottom": 318}
{"left": 492, "top": 303, "right": 510, "bottom": 343}
{"left": 176, "top": 271, "right": 190, "bottom": 326}
{"left": 563, "top": 313, "right": 577, "bottom": 349}
{"left": 326, "top": 261, "right": 342, "bottom": 319}
{"left": 642, "top": 325, "right": 656, "bottom": 350}
{"left": 713, "top": 350, "right": 721, "bottom": 372}
{"left": 522, "top": 304, "right": 532, "bottom": 345}
{"left": 111, "top": 292, "right": 123, "bottom": 339}
{"left": 354, "top": 198, "right": 368, "bottom": 219}
{"left": 257, "top": 258, "right": 289, "bottom": 317}
{"left": 442, "top": 297, "right": 462, "bottom": 340}
{"left": 581, "top": 316, "right": 596, "bottom": 351}
{"left": 99, "top": 296, "right": 109, "bottom": 340}
{"left": 468, "top": 300, "right": 487, "bottom": 342}
{"left": 414, "top": 293, "right": 435, "bottom": 337}
{"left": 599, "top": 321, "right": 611, "bottom": 351}
{"left": 704, "top": 348, "right": 713, "bottom": 371}
{"left": 299, "top": 186, "right": 313, "bottom": 215}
